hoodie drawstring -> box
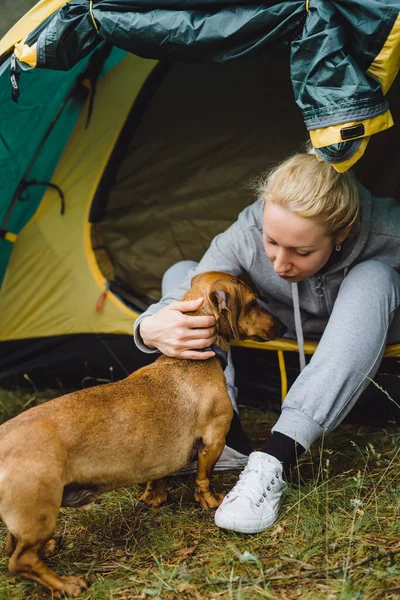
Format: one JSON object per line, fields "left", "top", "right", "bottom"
{"left": 292, "top": 282, "right": 306, "bottom": 371}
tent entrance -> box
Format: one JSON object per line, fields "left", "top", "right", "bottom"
{"left": 90, "top": 50, "right": 308, "bottom": 307}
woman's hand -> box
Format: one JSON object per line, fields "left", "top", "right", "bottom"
{"left": 139, "top": 297, "right": 217, "bottom": 359}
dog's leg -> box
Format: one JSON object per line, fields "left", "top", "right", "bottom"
{"left": 6, "top": 529, "right": 58, "bottom": 564}
{"left": 7, "top": 531, "right": 59, "bottom": 559}
{"left": 194, "top": 428, "right": 227, "bottom": 510}
{"left": 41, "top": 537, "right": 60, "bottom": 559}
{"left": 4, "top": 533, "right": 17, "bottom": 557}
{"left": 6, "top": 529, "right": 59, "bottom": 559}
{"left": 9, "top": 538, "right": 87, "bottom": 597}
{"left": 2, "top": 477, "right": 88, "bottom": 596}
{"left": 140, "top": 478, "right": 168, "bottom": 507}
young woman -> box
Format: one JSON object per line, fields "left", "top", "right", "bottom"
{"left": 134, "top": 153, "right": 400, "bottom": 534}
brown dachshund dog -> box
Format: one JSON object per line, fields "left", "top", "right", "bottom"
{"left": 0, "top": 271, "right": 283, "bottom": 596}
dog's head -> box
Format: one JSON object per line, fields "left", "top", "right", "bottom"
{"left": 183, "top": 271, "right": 285, "bottom": 345}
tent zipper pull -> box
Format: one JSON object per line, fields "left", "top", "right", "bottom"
{"left": 10, "top": 54, "right": 21, "bottom": 103}
{"left": 96, "top": 283, "right": 109, "bottom": 312}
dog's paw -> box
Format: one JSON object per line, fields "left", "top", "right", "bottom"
{"left": 41, "top": 537, "right": 60, "bottom": 558}
{"left": 140, "top": 489, "right": 168, "bottom": 507}
{"left": 53, "top": 575, "right": 88, "bottom": 597}
{"left": 194, "top": 490, "right": 225, "bottom": 510}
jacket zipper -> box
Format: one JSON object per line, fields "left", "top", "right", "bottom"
{"left": 315, "top": 275, "right": 329, "bottom": 316}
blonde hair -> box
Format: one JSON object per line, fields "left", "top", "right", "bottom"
{"left": 254, "top": 154, "right": 359, "bottom": 237}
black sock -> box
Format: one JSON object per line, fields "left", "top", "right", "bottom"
{"left": 260, "top": 432, "right": 305, "bottom": 475}
{"left": 225, "top": 412, "right": 253, "bottom": 456}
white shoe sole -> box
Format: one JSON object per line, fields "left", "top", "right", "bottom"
{"left": 172, "top": 446, "right": 249, "bottom": 476}
{"left": 214, "top": 510, "right": 277, "bottom": 534}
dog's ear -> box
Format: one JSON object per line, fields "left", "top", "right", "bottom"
{"left": 209, "top": 285, "right": 240, "bottom": 341}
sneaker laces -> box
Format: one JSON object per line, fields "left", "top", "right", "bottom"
{"left": 226, "top": 459, "right": 283, "bottom": 506}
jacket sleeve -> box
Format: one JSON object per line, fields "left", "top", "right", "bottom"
{"left": 133, "top": 201, "right": 261, "bottom": 352}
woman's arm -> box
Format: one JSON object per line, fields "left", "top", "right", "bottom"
{"left": 139, "top": 297, "right": 217, "bottom": 359}
{"left": 134, "top": 202, "right": 260, "bottom": 357}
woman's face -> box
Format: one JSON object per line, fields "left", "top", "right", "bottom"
{"left": 263, "top": 203, "right": 336, "bottom": 282}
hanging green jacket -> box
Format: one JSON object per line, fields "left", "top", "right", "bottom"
{"left": 3, "top": 0, "right": 400, "bottom": 171}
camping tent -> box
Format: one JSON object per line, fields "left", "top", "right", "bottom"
{"left": 0, "top": 0, "right": 399, "bottom": 410}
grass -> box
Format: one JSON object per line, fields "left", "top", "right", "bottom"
{"left": 0, "top": 387, "right": 399, "bottom": 599}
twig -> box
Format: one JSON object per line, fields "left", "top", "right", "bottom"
{"left": 266, "top": 543, "right": 400, "bottom": 581}
{"left": 279, "top": 556, "right": 315, "bottom": 570}
{"left": 192, "top": 544, "right": 400, "bottom": 587}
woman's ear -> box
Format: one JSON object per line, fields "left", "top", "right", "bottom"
{"left": 335, "top": 227, "right": 351, "bottom": 246}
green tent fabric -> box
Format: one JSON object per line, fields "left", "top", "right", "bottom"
{"left": 0, "top": 44, "right": 120, "bottom": 284}
{"left": 17, "top": 0, "right": 400, "bottom": 166}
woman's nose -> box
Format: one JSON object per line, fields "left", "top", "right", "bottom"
{"left": 274, "top": 248, "right": 291, "bottom": 272}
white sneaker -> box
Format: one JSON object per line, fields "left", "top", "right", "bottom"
{"left": 172, "top": 445, "right": 249, "bottom": 476}
{"left": 214, "top": 451, "right": 287, "bottom": 533}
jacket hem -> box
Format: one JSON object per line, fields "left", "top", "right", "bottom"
{"left": 304, "top": 99, "right": 389, "bottom": 130}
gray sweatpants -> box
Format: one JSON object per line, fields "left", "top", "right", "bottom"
{"left": 162, "top": 260, "right": 400, "bottom": 450}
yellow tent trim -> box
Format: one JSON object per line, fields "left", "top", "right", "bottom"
{"left": 83, "top": 59, "right": 158, "bottom": 320}
{"left": 14, "top": 41, "right": 37, "bottom": 68}
{"left": 0, "top": 0, "right": 72, "bottom": 59}
{"left": 3, "top": 232, "right": 17, "bottom": 243}
{"left": 368, "top": 11, "right": 400, "bottom": 94}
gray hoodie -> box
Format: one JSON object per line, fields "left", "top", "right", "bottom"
{"left": 134, "top": 184, "right": 400, "bottom": 351}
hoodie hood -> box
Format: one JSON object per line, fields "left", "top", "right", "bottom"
{"left": 325, "top": 183, "right": 372, "bottom": 276}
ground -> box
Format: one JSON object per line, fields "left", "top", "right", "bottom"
{"left": 0, "top": 387, "right": 398, "bottom": 600}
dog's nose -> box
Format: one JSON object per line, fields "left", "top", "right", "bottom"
{"left": 278, "top": 320, "right": 288, "bottom": 337}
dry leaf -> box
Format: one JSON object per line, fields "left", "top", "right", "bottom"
{"left": 270, "top": 524, "right": 284, "bottom": 538}
{"left": 176, "top": 582, "right": 197, "bottom": 592}
{"left": 172, "top": 546, "right": 196, "bottom": 558}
